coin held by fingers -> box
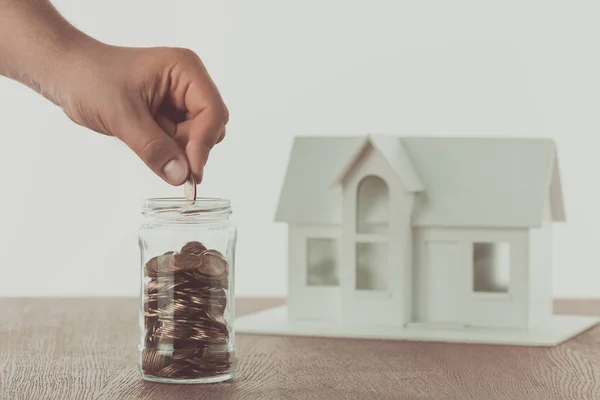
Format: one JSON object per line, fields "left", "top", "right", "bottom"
{"left": 184, "top": 174, "right": 197, "bottom": 201}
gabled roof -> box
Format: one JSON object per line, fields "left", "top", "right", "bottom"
{"left": 331, "top": 134, "right": 425, "bottom": 192}
{"left": 275, "top": 137, "right": 361, "bottom": 226}
{"left": 274, "top": 135, "right": 566, "bottom": 228}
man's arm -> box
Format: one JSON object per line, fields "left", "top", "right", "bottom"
{"left": 0, "top": 0, "right": 94, "bottom": 102}
{"left": 0, "top": 0, "right": 228, "bottom": 186}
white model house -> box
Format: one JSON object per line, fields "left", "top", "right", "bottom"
{"left": 236, "top": 134, "right": 599, "bottom": 346}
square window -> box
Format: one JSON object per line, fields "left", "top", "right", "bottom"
{"left": 356, "top": 242, "right": 388, "bottom": 291}
{"left": 307, "top": 238, "right": 339, "bottom": 286}
{"left": 473, "top": 242, "right": 510, "bottom": 293}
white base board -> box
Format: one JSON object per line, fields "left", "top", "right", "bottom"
{"left": 235, "top": 305, "right": 600, "bottom": 346}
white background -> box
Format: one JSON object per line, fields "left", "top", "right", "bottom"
{"left": 0, "top": 0, "right": 598, "bottom": 298}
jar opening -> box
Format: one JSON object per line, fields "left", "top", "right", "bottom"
{"left": 142, "top": 197, "right": 231, "bottom": 221}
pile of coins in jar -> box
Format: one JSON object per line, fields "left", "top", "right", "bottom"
{"left": 141, "top": 240, "right": 233, "bottom": 379}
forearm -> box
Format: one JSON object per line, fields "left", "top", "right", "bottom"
{"left": 0, "top": 0, "right": 98, "bottom": 103}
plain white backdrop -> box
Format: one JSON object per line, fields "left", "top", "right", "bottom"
{"left": 0, "top": 0, "right": 598, "bottom": 298}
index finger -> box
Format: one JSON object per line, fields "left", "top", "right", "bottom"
{"left": 174, "top": 108, "right": 225, "bottom": 182}
{"left": 181, "top": 53, "right": 228, "bottom": 120}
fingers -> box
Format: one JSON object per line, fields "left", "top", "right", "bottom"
{"left": 186, "top": 139, "right": 211, "bottom": 184}
{"left": 155, "top": 114, "right": 176, "bottom": 136}
{"left": 180, "top": 55, "right": 228, "bottom": 182}
{"left": 187, "top": 106, "right": 227, "bottom": 177}
{"left": 119, "top": 111, "right": 190, "bottom": 186}
{"left": 171, "top": 109, "right": 224, "bottom": 183}
{"left": 146, "top": 48, "right": 229, "bottom": 184}
{"left": 216, "top": 127, "right": 226, "bottom": 144}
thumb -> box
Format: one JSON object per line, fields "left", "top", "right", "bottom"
{"left": 118, "top": 112, "right": 190, "bottom": 186}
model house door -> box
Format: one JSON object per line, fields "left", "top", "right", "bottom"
{"left": 425, "top": 241, "right": 463, "bottom": 323}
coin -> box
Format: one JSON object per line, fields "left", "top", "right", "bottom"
{"left": 144, "top": 257, "right": 159, "bottom": 277}
{"left": 145, "top": 279, "right": 160, "bottom": 294}
{"left": 183, "top": 175, "right": 197, "bottom": 201}
{"left": 145, "top": 251, "right": 177, "bottom": 278}
{"left": 141, "top": 348, "right": 172, "bottom": 374}
{"left": 181, "top": 241, "right": 207, "bottom": 256}
{"left": 174, "top": 253, "right": 203, "bottom": 271}
{"left": 157, "top": 253, "right": 176, "bottom": 273}
{"left": 156, "top": 362, "right": 190, "bottom": 377}
{"left": 199, "top": 250, "right": 228, "bottom": 277}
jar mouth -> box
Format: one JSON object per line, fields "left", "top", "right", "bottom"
{"left": 142, "top": 197, "right": 231, "bottom": 220}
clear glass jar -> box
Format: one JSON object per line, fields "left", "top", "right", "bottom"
{"left": 137, "top": 197, "right": 237, "bottom": 384}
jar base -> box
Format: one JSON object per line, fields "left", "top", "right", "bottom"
{"left": 141, "top": 371, "right": 235, "bottom": 385}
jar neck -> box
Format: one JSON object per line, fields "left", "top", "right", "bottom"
{"left": 142, "top": 197, "right": 232, "bottom": 224}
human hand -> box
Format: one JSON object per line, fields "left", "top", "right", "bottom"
{"left": 50, "top": 43, "right": 228, "bottom": 186}
{"left": 0, "top": 0, "right": 228, "bottom": 186}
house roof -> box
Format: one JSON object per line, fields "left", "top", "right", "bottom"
{"left": 331, "top": 134, "right": 425, "bottom": 192}
{"left": 274, "top": 135, "right": 566, "bottom": 228}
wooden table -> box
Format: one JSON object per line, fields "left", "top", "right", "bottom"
{"left": 1, "top": 299, "right": 600, "bottom": 400}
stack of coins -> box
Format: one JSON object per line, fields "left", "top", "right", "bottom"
{"left": 141, "top": 240, "right": 234, "bottom": 379}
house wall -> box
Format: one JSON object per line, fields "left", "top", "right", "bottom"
{"left": 287, "top": 224, "right": 342, "bottom": 322}
{"left": 528, "top": 199, "right": 553, "bottom": 327}
{"left": 413, "top": 227, "right": 530, "bottom": 328}
{"left": 340, "top": 145, "right": 415, "bottom": 327}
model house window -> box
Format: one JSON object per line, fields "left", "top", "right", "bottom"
{"left": 306, "top": 238, "right": 339, "bottom": 286}
{"left": 356, "top": 175, "right": 389, "bottom": 234}
{"left": 473, "top": 242, "right": 510, "bottom": 293}
{"left": 355, "top": 175, "right": 390, "bottom": 291}
{"left": 356, "top": 242, "right": 388, "bottom": 291}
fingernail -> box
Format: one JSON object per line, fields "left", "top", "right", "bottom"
{"left": 163, "top": 159, "right": 187, "bottom": 185}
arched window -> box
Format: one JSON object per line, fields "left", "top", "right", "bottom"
{"left": 356, "top": 175, "right": 389, "bottom": 235}
{"left": 355, "top": 175, "right": 389, "bottom": 291}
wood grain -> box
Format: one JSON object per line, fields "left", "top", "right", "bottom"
{"left": 0, "top": 298, "right": 599, "bottom": 400}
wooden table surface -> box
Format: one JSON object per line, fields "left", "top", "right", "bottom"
{"left": 1, "top": 299, "right": 600, "bottom": 400}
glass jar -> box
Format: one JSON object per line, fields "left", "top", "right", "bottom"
{"left": 137, "top": 197, "right": 237, "bottom": 384}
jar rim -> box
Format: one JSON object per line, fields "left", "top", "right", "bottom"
{"left": 142, "top": 197, "right": 231, "bottom": 220}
